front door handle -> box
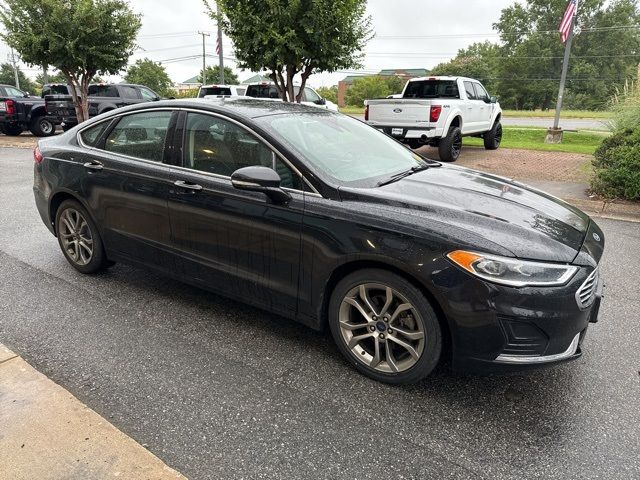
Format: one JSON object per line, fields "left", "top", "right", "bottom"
{"left": 174, "top": 180, "right": 203, "bottom": 192}
{"left": 83, "top": 161, "right": 103, "bottom": 171}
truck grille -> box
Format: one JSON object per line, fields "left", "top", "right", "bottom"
{"left": 576, "top": 268, "right": 598, "bottom": 309}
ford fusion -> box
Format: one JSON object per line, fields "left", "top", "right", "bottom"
{"left": 33, "top": 99, "right": 604, "bottom": 384}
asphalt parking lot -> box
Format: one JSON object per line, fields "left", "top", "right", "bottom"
{"left": 1, "top": 147, "right": 638, "bottom": 479}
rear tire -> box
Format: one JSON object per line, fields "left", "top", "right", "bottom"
{"left": 483, "top": 121, "right": 502, "bottom": 150}
{"left": 55, "top": 200, "right": 109, "bottom": 274}
{"left": 438, "top": 126, "right": 462, "bottom": 162}
{"left": 3, "top": 124, "right": 23, "bottom": 136}
{"left": 328, "top": 268, "right": 442, "bottom": 384}
{"left": 29, "top": 115, "right": 56, "bottom": 137}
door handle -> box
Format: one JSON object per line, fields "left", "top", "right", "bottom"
{"left": 174, "top": 180, "right": 203, "bottom": 191}
{"left": 83, "top": 161, "right": 103, "bottom": 171}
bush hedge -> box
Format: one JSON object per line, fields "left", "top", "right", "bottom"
{"left": 591, "top": 128, "right": 640, "bottom": 200}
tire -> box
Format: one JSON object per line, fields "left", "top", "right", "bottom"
{"left": 55, "top": 200, "right": 109, "bottom": 274}
{"left": 483, "top": 121, "right": 502, "bottom": 150}
{"left": 328, "top": 269, "right": 442, "bottom": 384}
{"left": 438, "top": 126, "right": 462, "bottom": 162}
{"left": 3, "top": 124, "right": 23, "bottom": 136}
{"left": 29, "top": 115, "right": 56, "bottom": 137}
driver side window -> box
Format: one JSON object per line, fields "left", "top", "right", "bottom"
{"left": 183, "top": 113, "right": 303, "bottom": 190}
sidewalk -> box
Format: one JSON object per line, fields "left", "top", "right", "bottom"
{"left": 0, "top": 344, "right": 187, "bottom": 480}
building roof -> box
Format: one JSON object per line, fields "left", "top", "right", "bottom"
{"left": 241, "top": 74, "right": 272, "bottom": 84}
{"left": 340, "top": 68, "right": 429, "bottom": 84}
{"left": 180, "top": 75, "right": 201, "bottom": 85}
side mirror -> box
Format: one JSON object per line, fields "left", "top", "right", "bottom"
{"left": 490, "top": 96, "right": 497, "bottom": 104}
{"left": 24, "top": 92, "right": 31, "bottom": 97}
{"left": 316, "top": 98, "right": 326, "bottom": 105}
{"left": 231, "top": 166, "right": 291, "bottom": 205}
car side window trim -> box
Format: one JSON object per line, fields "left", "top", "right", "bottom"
{"left": 174, "top": 108, "right": 319, "bottom": 195}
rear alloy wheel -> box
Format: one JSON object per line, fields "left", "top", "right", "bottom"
{"left": 329, "top": 269, "right": 442, "bottom": 384}
{"left": 438, "top": 126, "right": 462, "bottom": 162}
{"left": 55, "top": 200, "right": 108, "bottom": 274}
{"left": 29, "top": 116, "right": 56, "bottom": 137}
{"left": 483, "top": 121, "right": 502, "bottom": 150}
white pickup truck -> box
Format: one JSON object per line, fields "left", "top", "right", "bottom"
{"left": 365, "top": 76, "right": 502, "bottom": 162}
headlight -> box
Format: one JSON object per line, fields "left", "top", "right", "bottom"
{"left": 447, "top": 250, "right": 578, "bottom": 287}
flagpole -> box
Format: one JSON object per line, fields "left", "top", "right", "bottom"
{"left": 548, "top": 0, "right": 578, "bottom": 142}
{"left": 216, "top": 1, "right": 225, "bottom": 84}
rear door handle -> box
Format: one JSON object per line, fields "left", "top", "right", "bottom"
{"left": 83, "top": 161, "right": 103, "bottom": 171}
{"left": 174, "top": 180, "right": 203, "bottom": 191}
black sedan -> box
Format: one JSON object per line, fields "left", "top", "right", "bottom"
{"left": 32, "top": 99, "right": 604, "bottom": 384}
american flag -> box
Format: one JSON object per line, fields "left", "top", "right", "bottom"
{"left": 216, "top": 35, "right": 221, "bottom": 55}
{"left": 559, "top": 0, "right": 578, "bottom": 43}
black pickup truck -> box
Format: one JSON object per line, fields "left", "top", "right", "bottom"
{"left": 0, "top": 84, "right": 59, "bottom": 136}
{"left": 45, "top": 83, "right": 162, "bottom": 129}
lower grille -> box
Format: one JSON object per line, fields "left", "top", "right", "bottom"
{"left": 576, "top": 268, "right": 598, "bottom": 309}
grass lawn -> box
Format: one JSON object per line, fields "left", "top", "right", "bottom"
{"left": 339, "top": 106, "right": 612, "bottom": 120}
{"left": 465, "top": 127, "right": 608, "bottom": 155}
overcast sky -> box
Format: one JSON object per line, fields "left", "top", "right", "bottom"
{"left": 4, "top": 0, "right": 518, "bottom": 88}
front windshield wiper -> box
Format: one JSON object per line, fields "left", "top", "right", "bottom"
{"left": 377, "top": 164, "right": 430, "bottom": 187}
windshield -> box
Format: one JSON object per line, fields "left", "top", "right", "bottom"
{"left": 404, "top": 80, "right": 459, "bottom": 99}
{"left": 256, "top": 113, "right": 427, "bottom": 187}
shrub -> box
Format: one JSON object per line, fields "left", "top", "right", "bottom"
{"left": 175, "top": 88, "right": 199, "bottom": 99}
{"left": 591, "top": 128, "right": 640, "bottom": 200}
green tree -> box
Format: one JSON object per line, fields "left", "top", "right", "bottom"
{"left": 317, "top": 85, "right": 338, "bottom": 104}
{"left": 198, "top": 66, "right": 239, "bottom": 85}
{"left": 383, "top": 75, "right": 406, "bottom": 95}
{"left": 0, "top": 63, "right": 37, "bottom": 94}
{"left": 35, "top": 70, "right": 67, "bottom": 85}
{"left": 345, "top": 76, "right": 391, "bottom": 106}
{"left": 125, "top": 58, "right": 174, "bottom": 96}
{"left": 0, "top": 0, "right": 141, "bottom": 123}
{"left": 493, "top": 0, "right": 640, "bottom": 110}
{"left": 207, "top": 0, "right": 371, "bottom": 102}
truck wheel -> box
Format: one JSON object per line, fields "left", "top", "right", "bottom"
{"left": 438, "top": 126, "right": 462, "bottom": 162}
{"left": 483, "top": 121, "right": 502, "bottom": 150}
{"left": 29, "top": 116, "right": 56, "bottom": 137}
{"left": 3, "top": 124, "right": 23, "bottom": 136}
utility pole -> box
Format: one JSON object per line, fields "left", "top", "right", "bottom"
{"left": 216, "top": 1, "right": 224, "bottom": 84}
{"left": 546, "top": 0, "right": 578, "bottom": 144}
{"left": 197, "top": 31, "right": 211, "bottom": 85}
{"left": 8, "top": 48, "right": 20, "bottom": 89}
{"left": 43, "top": 64, "right": 49, "bottom": 85}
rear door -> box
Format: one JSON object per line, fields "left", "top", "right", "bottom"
{"left": 77, "top": 109, "right": 177, "bottom": 268}
{"left": 167, "top": 111, "right": 305, "bottom": 315}
{"left": 472, "top": 82, "right": 493, "bottom": 131}
{"left": 462, "top": 80, "right": 482, "bottom": 132}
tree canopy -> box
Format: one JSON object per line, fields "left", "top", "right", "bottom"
{"left": 0, "top": 0, "right": 141, "bottom": 122}
{"left": 345, "top": 76, "right": 406, "bottom": 106}
{"left": 125, "top": 58, "right": 174, "bottom": 97}
{"left": 428, "top": 0, "right": 640, "bottom": 110}
{"left": 198, "top": 66, "right": 239, "bottom": 85}
{"left": 207, "top": 0, "right": 371, "bottom": 102}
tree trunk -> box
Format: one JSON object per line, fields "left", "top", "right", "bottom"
{"left": 285, "top": 64, "right": 296, "bottom": 102}
{"left": 297, "top": 64, "right": 313, "bottom": 103}
{"left": 276, "top": 69, "right": 287, "bottom": 101}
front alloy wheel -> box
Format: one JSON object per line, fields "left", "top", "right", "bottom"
{"left": 329, "top": 269, "right": 442, "bottom": 384}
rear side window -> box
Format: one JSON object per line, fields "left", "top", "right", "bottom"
{"left": 403, "top": 80, "right": 459, "bottom": 99}
{"left": 199, "top": 86, "right": 232, "bottom": 97}
{"left": 463, "top": 81, "right": 477, "bottom": 100}
{"left": 104, "top": 111, "right": 172, "bottom": 162}
{"left": 246, "top": 85, "right": 279, "bottom": 99}
{"left": 139, "top": 87, "right": 159, "bottom": 101}
{"left": 5, "top": 86, "right": 25, "bottom": 97}
{"left": 79, "top": 121, "right": 110, "bottom": 147}
{"left": 88, "top": 85, "right": 119, "bottom": 97}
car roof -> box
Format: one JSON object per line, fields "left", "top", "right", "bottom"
{"left": 101, "top": 97, "right": 334, "bottom": 120}
{"left": 200, "top": 84, "right": 243, "bottom": 88}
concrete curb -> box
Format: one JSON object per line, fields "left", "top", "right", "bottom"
{"left": 564, "top": 197, "right": 640, "bottom": 223}
{"left": 0, "top": 344, "right": 187, "bottom": 480}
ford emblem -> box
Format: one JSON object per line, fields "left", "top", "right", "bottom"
{"left": 592, "top": 232, "right": 600, "bottom": 242}
{"left": 393, "top": 108, "right": 402, "bottom": 113}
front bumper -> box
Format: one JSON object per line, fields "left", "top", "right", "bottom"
{"left": 430, "top": 260, "right": 603, "bottom": 373}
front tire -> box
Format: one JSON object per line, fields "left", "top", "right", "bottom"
{"left": 328, "top": 269, "right": 442, "bottom": 384}
{"left": 29, "top": 116, "right": 56, "bottom": 137}
{"left": 55, "top": 200, "right": 109, "bottom": 274}
{"left": 483, "top": 121, "right": 502, "bottom": 150}
{"left": 438, "top": 126, "right": 462, "bottom": 162}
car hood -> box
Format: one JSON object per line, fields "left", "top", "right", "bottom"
{"left": 340, "top": 165, "right": 590, "bottom": 263}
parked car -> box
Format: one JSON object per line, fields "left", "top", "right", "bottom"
{"left": 0, "top": 84, "right": 58, "bottom": 137}
{"left": 245, "top": 82, "right": 339, "bottom": 111}
{"left": 33, "top": 99, "right": 604, "bottom": 384}
{"left": 365, "top": 76, "right": 502, "bottom": 161}
{"left": 198, "top": 84, "right": 247, "bottom": 98}
{"left": 44, "top": 83, "right": 162, "bottom": 129}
